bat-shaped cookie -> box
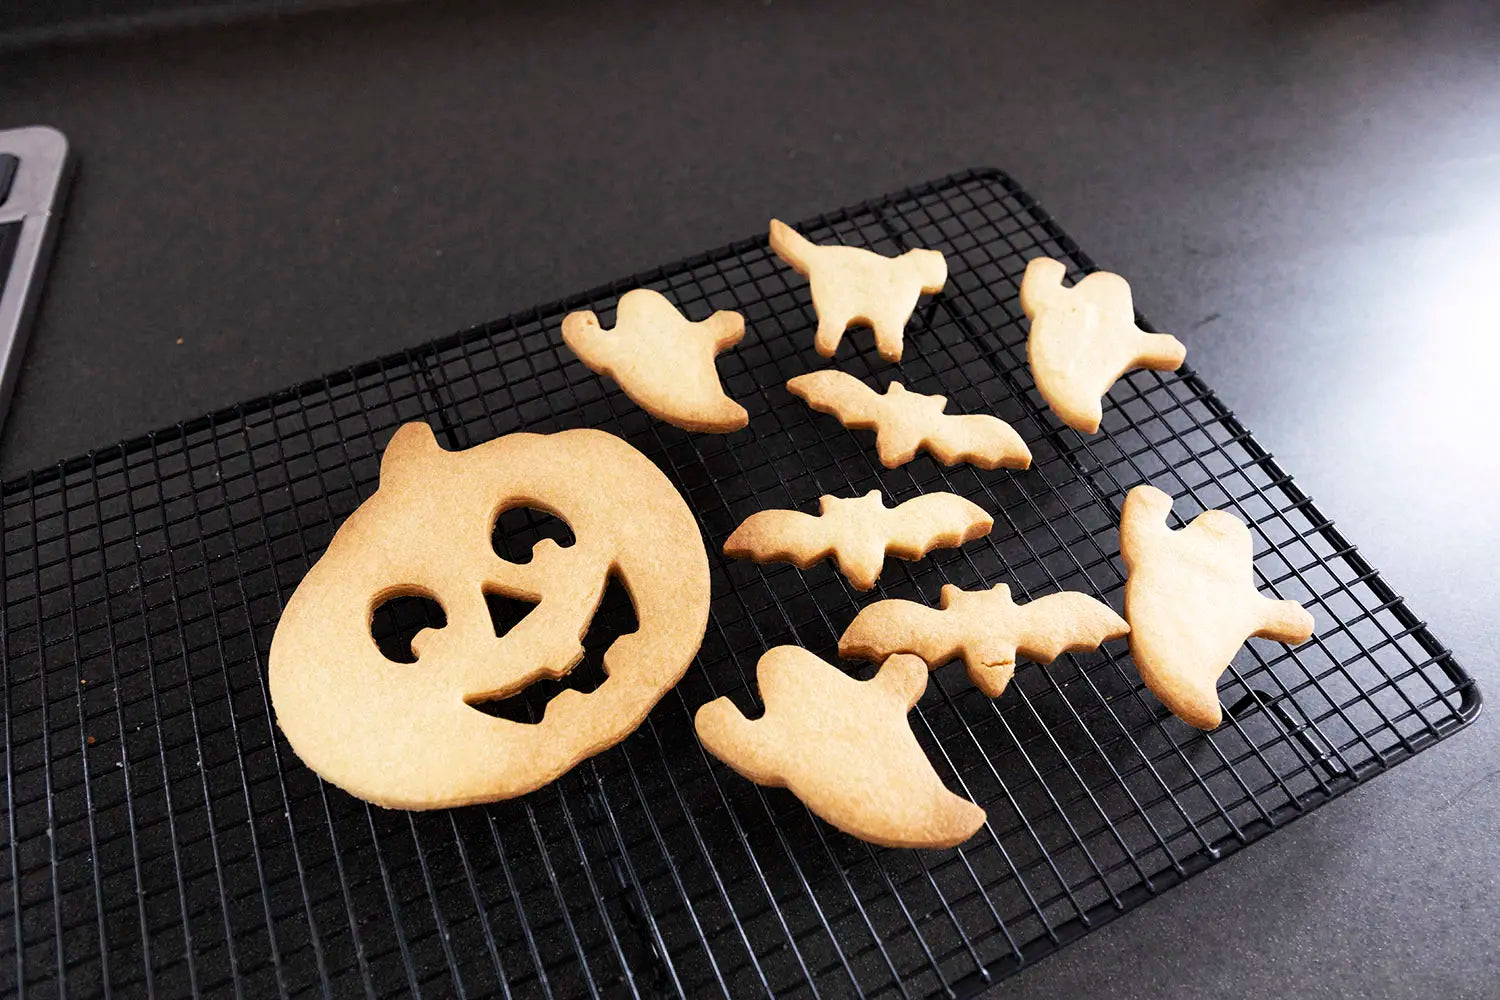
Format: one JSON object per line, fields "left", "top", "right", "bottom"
{"left": 723, "top": 490, "right": 992, "bottom": 591}
{"left": 787, "top": 371, "right": 1031, "bottom": 470}
{"left": 839, "top": 583, "right": 1129, "bottom": 697}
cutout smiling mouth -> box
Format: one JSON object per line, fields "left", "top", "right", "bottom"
{"left": 472, "top": 573, "right": 636, "bottom": 724}
{"left": 368, "top": 503, "right": 640, "bottom": 725}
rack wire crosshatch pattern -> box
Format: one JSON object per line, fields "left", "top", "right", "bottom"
{"left": 1, "top": 168, "right": 1479, "bottom": 1000}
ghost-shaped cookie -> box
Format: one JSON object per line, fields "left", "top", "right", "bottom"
{"left": 1121, "top": 484, "right": 1314, "bottom": 729}
{"left": 562, "top": 288, "right": 748, "bottom": 433}
{"left": 1020, "top": 257, "right": 1186, "bottom": 433}
{"left": 695, "top": 646, "right": 985, "bottom": 849}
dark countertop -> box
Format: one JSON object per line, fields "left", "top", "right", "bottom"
{"left": 3, "top": 1, "right": 1498, "bottom": 996}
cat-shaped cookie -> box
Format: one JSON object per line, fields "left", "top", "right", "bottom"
{"left": 770, "top": 220, "right": 946, "bottom": 362}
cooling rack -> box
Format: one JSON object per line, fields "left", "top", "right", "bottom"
{"left": 1, "top": 168, "right": 1478, "bottom": 999}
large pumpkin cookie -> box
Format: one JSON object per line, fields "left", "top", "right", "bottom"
{"left": 269, "top": 422, "right": 710, "bottom": 809}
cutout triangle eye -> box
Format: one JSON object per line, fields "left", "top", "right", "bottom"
{"left": 371, "top": 592, "right": 446, "bottom": 664}
{"left": 472, "top": 572, "right": 638, "bottom": 724}
{"left": 485, "top": 590, "right": 539, "bottom": 638}
{"left": 492, "top": 505, "right": 574, "bottom": 563}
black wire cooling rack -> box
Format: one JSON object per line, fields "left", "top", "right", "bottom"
{"left": 1, "top": 168, "right": 1479, "bottom": 1000}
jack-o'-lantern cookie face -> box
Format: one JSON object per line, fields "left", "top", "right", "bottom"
{"left": 268, "top": 423, "right": 711, "bottom": 809}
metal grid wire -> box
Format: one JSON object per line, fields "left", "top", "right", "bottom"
{"left": 0, "top": 168, "right": 1478, "bottom": 1000}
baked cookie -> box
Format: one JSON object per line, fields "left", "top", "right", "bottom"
{"left": 561, "top": 287, "right": 748, "bottom": 433}
{"left": 769, "top": 219, "right": 946, "bottom": 362}
{"left": 1120, "top": 484, "right": 1314, "bottom": 729}
{"left": 724, "top": 489, "right": 992, "bottom": 591}
{"left": 695, "top": 646, "right": 985, "bottom": 849}
{"left": 269, "top": 422, "right": 711, "bottom": 809}
{"left": 787, "top": 371, "right": 1030, "bottom": 470}
{"left": 1020, "top": 257, "right": 1187, "bottom": 433}
{"left": 840, "top": 583, "right": 1129, "bottom": 697}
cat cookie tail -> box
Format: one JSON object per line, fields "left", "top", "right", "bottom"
{"left": 560, "top": 309, "right": 608, "bottom": 361}
{"left": 769, "top": 219, "right": 818, "bottom": 276}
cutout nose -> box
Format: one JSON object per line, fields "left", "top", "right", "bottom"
{"left": 485, "top": 589, "right": 540, "bottom": 637}
{"left": 469, "top": 572, "right": 637, "bottom": 724}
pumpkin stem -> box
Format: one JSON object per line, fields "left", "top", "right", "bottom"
{"left": 380, "top": 422, "right": 441, "bottom": 481}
